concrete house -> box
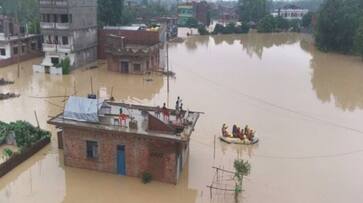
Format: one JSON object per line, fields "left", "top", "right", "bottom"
{"left": 98, "top": 25, "right": 166, "bottom": 74}
{"left": 272, "top": 5, "right": 309, "bottom": 20}
{"left": 0, "top": 15, "right": 42, "bottom": 67}
{"left": 35, "top": 0, "right": 98, "bottom": 72}
{"left": 177, "top": 1, "right": 210, "bottom": 27}
{"left": 48, "top": 96, "right": 201, "bottom": 184}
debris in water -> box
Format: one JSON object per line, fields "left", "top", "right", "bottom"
{"left": 0, "top": 78, "right": 14, "bottom": 86}
{"left": 0, "top": 93, "right": 20, "bottom": 100}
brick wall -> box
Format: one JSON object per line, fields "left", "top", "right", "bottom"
{"left": 98, "top": 29, "right": 160, "bottom": 59}
{"left": 62, "top": 127, "right": 179, "bottom": 184}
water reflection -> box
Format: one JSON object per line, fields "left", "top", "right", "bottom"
{"left": 62, "top": 161, "right": 197, "bottom": 203}
{"left": 298, "top": 38, "right": 363, "bottom": 111}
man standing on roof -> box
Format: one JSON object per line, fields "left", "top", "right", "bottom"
{"left": 119, "top": 108, "right": 128, "bottom": 127}
{"left": 162, "top": 103, "right": 169, "bottom": 121}
{"left": 176, "top": 96, "right": 181, "bottom": 110}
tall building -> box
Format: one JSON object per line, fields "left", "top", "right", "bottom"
{"left": 38, "top": 0, "right": 97, "bottom": 71}
{"left": 0, "top": 15, "right": 42, "bottom": 67}
{"left": 177, "top": 1, "right": 210, "bottom": 27}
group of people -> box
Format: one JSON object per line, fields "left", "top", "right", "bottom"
{"left": 222, "top": 124, "right": 255, "bottom": 141}
{"left": 155, "top": 97, "right": 185, "bottom": 122}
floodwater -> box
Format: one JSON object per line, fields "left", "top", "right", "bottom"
{"left": 1, "top": 33, "right": 363, "bottom": 203}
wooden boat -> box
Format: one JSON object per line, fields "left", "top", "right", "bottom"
{"left": 219, "top": 136, "right": 259, "bottom": 145}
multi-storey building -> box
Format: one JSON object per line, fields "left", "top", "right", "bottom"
{"left": 272, "top": 5, "right": 309, "bottom": 20}
{"left": 37, "top": 0, "right": 97, "bottom": 71}
{"left": 177, "top": 1, "right": 210, "bottom": 27}
{"left": 0, "top": 15, "right": 42, "bottom": 67}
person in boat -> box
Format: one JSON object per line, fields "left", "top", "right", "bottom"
{"left": 119, "top": 108, "right": 128, "bottom": 127}
{"left": 232, "top": 125, "right": 238, "bottom": 137}
{"left": 222, "top": 124, "right": 232, "bottom": 137}
{"left": 238, "top": 129, "right": 245, "bottom": 140}
{"left": 244, "top": 125, "right": 249, "bottom": 136}
{"left": 236, "top": 127, "right": 242, "bottom": 139}
{"left": 162, "top": 103, "right": 170, "bottom": 121}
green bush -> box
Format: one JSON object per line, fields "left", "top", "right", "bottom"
{"left": 3, "top": 148, "right": 13, "bottom": 158}
{"left": 0, "top": 121, "right": 9, "bottom": 144}
{"left": 57, "top": 56, "right": 71, "bottom": 75}
{"left": 8, "top": 121, "right": 50, "bottom": 149}
{"left": 257, "top": 15, "right": 276, "bottom": 33}
{"left": 141, "top": 172, "right": 152, "bottom": 184}
{"left": 198, "top": 25, "right": 209, "bottom": 35}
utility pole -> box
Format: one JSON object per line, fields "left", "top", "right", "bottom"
{"left": 166, "top": 42, "right": 170, "bottom": 108}
{"left": 16, "top": 1, "right": 20, "bottom": 79}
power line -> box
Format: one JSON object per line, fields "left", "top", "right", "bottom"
{"left": 180, "top": 67, "right": 363, "bottom": 135}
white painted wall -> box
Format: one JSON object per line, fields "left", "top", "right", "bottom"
{"left": 0, "top": 43, "right": 11, "bottom": 59}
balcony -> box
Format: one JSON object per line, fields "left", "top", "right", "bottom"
{"left": 56, "top": 23, "right": 70, "bottom": 30}
{"left": 39, "top": 0, "right": 68, "bottom": 8}
{"left": 43, "top": 43, "right": 57, "bottom": 52}
{"left": 40, "top": 22, "right": 55, "bottom": 29}
{"left": 57, "top": 44, "right": 72, "bottom": 53}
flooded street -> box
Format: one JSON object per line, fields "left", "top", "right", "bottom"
{"left": 1, "top": 33, "right": 363, "bottom": 203}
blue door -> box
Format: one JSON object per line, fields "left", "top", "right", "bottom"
{"left": 117, "top": 145, "right": 126, "bottom": 175}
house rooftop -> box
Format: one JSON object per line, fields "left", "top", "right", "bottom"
{"left": 48, "top": 97, "right": 201, "bottom": 142}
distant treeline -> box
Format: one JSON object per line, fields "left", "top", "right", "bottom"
{"left": 315, "top": 0, "right": 363, "bottom": 58}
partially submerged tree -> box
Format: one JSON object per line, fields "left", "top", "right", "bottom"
{"left": 233, "top": 159, "right": 251, "bottom": 193}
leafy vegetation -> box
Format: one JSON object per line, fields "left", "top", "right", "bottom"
{"left": 233, "top": 159, "right": 251, "bottom": 193}
{"left": 315, "top": 0, "right": 363, "bottom": 54}
{"left": 3, "top": 148, "right": 13, "bottom": 159}
{"left": 57, "top": 57, "right": 71, "bottom": 75}
{"left": 0, "top": 0, "right": 40, "bottom": 34}
{"left": 97, "top": 0, "right": 125, "bottom": 26}
{"left": 198, "top": 26, "right": 209, "bottom": 36}
{"left": 211, "top": 23, "right": 250, "bottom": 35}
{"left": 355, "top": 18, "right": 363, "bottom": 59}
{"left": 257, "top": 15, "right": 276, "bottom": 33}
{"left": 302, "top": 11, "right": 313, "bottom": 28}
{"left": 141, "top": 172, "right": 153, "bottom": 184}
{"left": 238, "top": 0, "right": 267, "bottom": 22}
{"left": 0, "top": 121, "right": 50, "bottom": 150}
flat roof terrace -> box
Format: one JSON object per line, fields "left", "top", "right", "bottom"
{"left": 48, "top": 101, "right": 201, "bottom": 143}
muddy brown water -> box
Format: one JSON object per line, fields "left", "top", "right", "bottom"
{"left": 0, "top": 33, "right": 363, "bottom": 203}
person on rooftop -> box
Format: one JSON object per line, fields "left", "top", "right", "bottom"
{"left": 119, "top": 108, "right": 128, "bottom": 127}
{"left": 162, "top": 103, "right": 169, "bottom": 121}
{"left": 176, "top": 96, "right": 180, "bottom": 110}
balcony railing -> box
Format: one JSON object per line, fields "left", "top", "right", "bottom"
{"left": 42, "top": 43, "right": 57, "bottom": 52}
{"left": 57, "top": 44, "right": 72, "bottom": 53}
{"left": 40, "top": 22, "right": 55, "bottom": 29}
{"left": 39, "top": 0, "right": 68, "bottom": 8}
{"left": 56, "top": 23, "right": 70, "bottom": 30}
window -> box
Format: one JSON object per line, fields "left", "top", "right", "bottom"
{"left": 62, "top": 36, "right": 69, "bottom": 45}
{"left": 31, "top": 42, "right": 37, "bottom": 50}
{"left": 13, "top": 47, "right": 18, "bottom": 55}
{"left": 86, "top": 141, "right": 98, "bottom": 159}
{"left": 0, "top": 48, "right": 5, "bottom": 56}
{"left": 133, "top": 64, "right": 141, "bottom": 72}
{"left": 60, "top": 14, "right": 69, "bottom": 23}
{"left": 22, "top": 46, "right": 25, "bottom": 53}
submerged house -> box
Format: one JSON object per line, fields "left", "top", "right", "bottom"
{"left": 34, "top": 0, "right": 98, "bottom": 74}
{"left": 0, "top": 15, "right": 42, "bottom": 67}
{"left": 98, "top": 25, "right": 166, "bottom": 74}
{"left": 48, "top": 96, "right": 200, "bottom": 184}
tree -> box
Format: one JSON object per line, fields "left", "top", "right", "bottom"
{"left": 0, "top": 0, "right": 40, "bottom": 34}
{"left": 198, "top": 25, "right": 209, "bottom": 35}
{"left": 355, "top": 19, "right": 363, "bottom": 59}
{"left": 224, "top": 22, "right": 237, "bottom": 34}
{"left": 257, "top": 15, "right": 275, "bottom": 33}
{"left": 275, "top": 16, "right": 289, "bottom": 31}
{"left": 233, "top": 159, "right": 251, "bottom": 193}
{"left": 315, "top": 0, "right": 362, "bottom": 53}
{"left": 212, "top": 23, "right": 225, "bottom": 34}
{"left": 98, "top": 0, "right": 124, "bottom": 26}
{"left": 302, "top": 11, "right": 313, "bottom": 28}
{"left": 238, "top": 0, "right": 267, "bottom": 23}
